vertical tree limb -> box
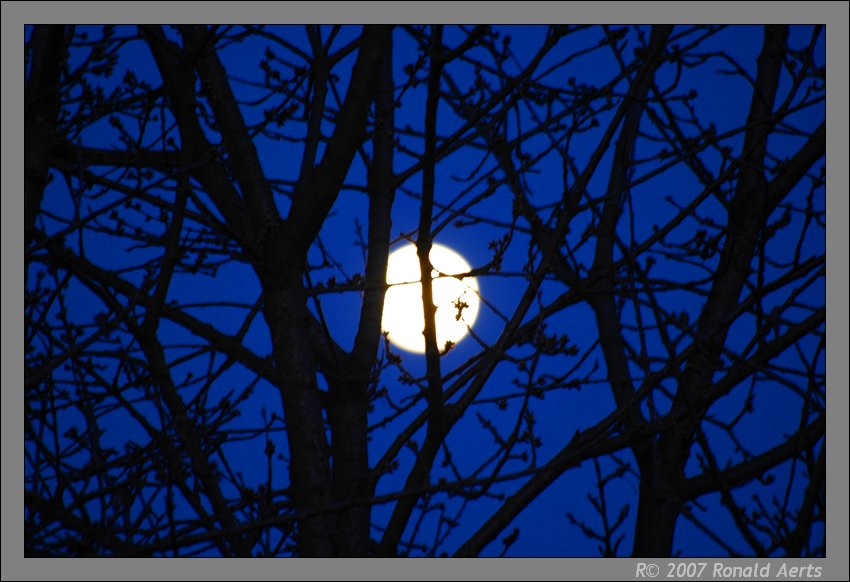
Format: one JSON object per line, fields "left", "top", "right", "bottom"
{"left": 376, "top": 25, "right": 445, "bottom": 556}
{"left": 328, "top": 26, "right": 396, "bottom": 556}
{"left": 25, "top": 25, "right": 67, "bottom": 248}
{"left": 633, "top": 25, "right": 790, "bottom": 558}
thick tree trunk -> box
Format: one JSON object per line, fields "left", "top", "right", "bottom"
{"left": 632, "top": 433, "right": 690, "bottom": 557}
{"left": 263, "top": 280, "right": 336, "bottom": 557}
{"left": 25, "top": 25, "right": 66, "bottom": 247}
{"left": 260, "top": 27, "right": 393, "bottom": 556}
{"left": 633, "top": 481, "right": 682, "bottom": 557}
{"left": 327, "top": 381, "right": 371, "bottom": 556}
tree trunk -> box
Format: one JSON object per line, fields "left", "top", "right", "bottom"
{"left": 25, "top": 25, "right": 66, "bottom": 247}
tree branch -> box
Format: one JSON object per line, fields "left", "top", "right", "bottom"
{"left": 180, "top": 26, "right": 279, "bottom": 227}
{"left": 141, "top": 26, "right": 255, "bottom": 253}
{"left": 684, "top": 416, "right": 824, "bottom": 499}
{"left": 31, "top": 233, "right": 277, "bottom": 385}
{"left": 25, "top": 25, "right": 67, "bottom": 247}
{"left": 281, "top": 25, "right": 392, "bottom": 261}
{"left": 377, "top": 25, "right": 445, "bottom": 556}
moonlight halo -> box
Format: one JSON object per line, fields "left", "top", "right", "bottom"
{"left": 381, "top": 244, "right": 480, "bottom": 354}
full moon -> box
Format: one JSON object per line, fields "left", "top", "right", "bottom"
{"left": 381, "top": 243, "right": 480, "bottom": 353}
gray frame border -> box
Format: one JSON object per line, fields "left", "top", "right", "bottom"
{"left": 3, "top": 2, "right": 847, "bottom": 580}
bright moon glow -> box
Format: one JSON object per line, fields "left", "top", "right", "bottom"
{"left": 381, "top": 243, "right": 480, "bottom": 354}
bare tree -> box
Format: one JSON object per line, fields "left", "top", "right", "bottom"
{"left": 25, "top": 24, "right": 825, "bottom": 557}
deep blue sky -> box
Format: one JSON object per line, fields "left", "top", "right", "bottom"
{"left": 27, "top": 24, "right": 825, "bottom": 556}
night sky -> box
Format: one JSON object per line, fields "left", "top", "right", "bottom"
{"left": 25, "top": 24, "right": 825, "bottom": 557}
